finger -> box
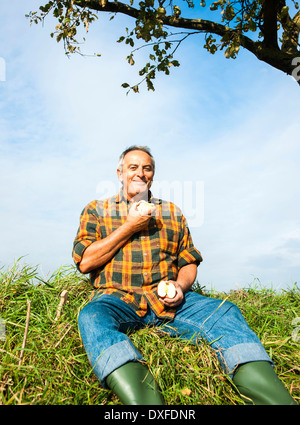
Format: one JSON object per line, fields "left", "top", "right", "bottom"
{"left": 161, "top": 295, "right": 181, "bottom": 307}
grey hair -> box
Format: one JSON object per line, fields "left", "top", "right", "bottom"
{"left": 117, "top": 145, "right": 155, "bottom": 173}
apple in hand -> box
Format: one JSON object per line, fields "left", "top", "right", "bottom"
{"left": 157, "top": 281, "right": 177, "bottom": 299}
{"left": 137, "top": 200, "right": 155, "bottom": 215}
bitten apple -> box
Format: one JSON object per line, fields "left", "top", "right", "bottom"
{"left": 137, "top": 200, "right": 155, "bottom": 215}
{"left": 157, "top": 281, "right": 177, "bottom": 299}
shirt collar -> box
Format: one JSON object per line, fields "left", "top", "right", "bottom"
{"left": 116, "top": 188, "right": 153, "bottom": 204}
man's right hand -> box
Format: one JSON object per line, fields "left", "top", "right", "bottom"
{"left": 79, "top": 202, "right": 156, "bottom": 274}
{"left": 125, "top": 202, "right": 156, "bottom": 233}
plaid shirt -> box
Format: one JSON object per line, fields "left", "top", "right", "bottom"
{"left": 73, "top": 190, "right": 203, "bottom": 320}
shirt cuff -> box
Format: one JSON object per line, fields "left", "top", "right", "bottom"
{"left": 72, "top": 240, "right": 94, "bottom": 270}
{"left": 178, "top": 247, "right": 203, "bottom": 269}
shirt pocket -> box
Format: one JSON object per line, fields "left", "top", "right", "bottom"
{"left": 153, "top": 219, "right": 180, "bottom": 255}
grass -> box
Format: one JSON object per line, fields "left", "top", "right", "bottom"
{"left": 0, "top": 260, "right": 299, "bottom": 405}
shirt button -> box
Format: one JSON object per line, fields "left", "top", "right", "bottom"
{"left": 144, "top": 272, "right": 147, "bottom": 276}
{"left": 144, "top": 253, "right": 147, "bottom": 256}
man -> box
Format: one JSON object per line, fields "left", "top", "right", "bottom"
{"left": 73, "top": 146, "right": 296, "bottom": 405}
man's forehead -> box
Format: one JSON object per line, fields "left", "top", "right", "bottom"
{"left": 123, "top": 150, "right": 153, "bottom": 165}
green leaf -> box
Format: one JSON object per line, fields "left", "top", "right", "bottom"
{"left": 146, "top": 79, "right": 155, "bottom": 91}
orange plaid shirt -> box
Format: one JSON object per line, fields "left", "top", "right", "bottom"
{"left": 73, "top": 190, "right": 203, "bottom": 320}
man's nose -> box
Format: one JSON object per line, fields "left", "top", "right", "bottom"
{"left": 136, "top": 166, "right": 145, "bottom": 177}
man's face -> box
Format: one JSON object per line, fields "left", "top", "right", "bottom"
{"left": 117, "top": 150, "right": 154, "bottom": 201}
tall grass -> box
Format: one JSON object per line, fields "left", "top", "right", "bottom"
{"left": 0, "top": 260, "right": 299, "bottom": 405}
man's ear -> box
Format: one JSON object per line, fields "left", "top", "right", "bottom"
{"left": 117, "top": 168, "right": 123, "bottom": 184}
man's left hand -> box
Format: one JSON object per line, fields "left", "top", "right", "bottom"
{"left": 159, "top": 281, "right": 184, "bottom": 308}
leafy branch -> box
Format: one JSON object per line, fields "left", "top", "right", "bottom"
{"left": 27, "top": 1, "right": 300, "bottom": 90}
{"left": 121, "top": 31, "right": 200, "bottom": 92}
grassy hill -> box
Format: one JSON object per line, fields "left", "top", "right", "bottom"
{"left": 0, "top": 261, "right": 299, "bottom": 405}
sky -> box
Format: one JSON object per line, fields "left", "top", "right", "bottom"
{"left": 1, "top": 1, "right": 300, "bottom": 292}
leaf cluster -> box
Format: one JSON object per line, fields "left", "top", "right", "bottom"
{"left": 201, "top": 1, "right": 300, "bottom": 58}
{"left": 26, "top": 1, "right": 99, "bottom": 55}
{"left": 119, "top": 0, "right": 183, "bottom": 92}
{"left": 27, "top": 1, "right": 300, "bottom": 91}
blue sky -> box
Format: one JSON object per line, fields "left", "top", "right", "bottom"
{"left": 1, "top": 1, "right": 300, "bottom": 292}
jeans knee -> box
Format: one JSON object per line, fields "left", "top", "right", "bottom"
{"left": 78, "top": 302, "right": 96, "bottom": 330}
{"left": 223, "top": 300, "right": 241, "bottom": 315}
{"left": 216, "top": 300, "right": 246, "bottom": 325}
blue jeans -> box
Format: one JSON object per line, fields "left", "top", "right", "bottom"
{"left": 78, "top": 292, "right": 272, "bottom": 388}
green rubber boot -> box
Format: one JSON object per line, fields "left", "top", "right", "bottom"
{"left": 233, "top": 361, "right": 297, "bottom": 405}
{"left": 106, "top": 361, "right": 165, "bottom": 405}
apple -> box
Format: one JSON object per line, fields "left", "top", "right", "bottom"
{"left": 156, "top": 6, "right": 166, "bottom": 16}
{"left": 157, "top": 281, "right": 177, "bottom": 299}
{"left": 137, "top": 200, "right": 155, "bottom": 215}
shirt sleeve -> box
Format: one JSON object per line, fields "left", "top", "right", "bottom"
{"left": 72, "top": 201, "right": 101, "bottom": 270}
{"left": 177, "top": 215, "right": 203, "bottom": 269}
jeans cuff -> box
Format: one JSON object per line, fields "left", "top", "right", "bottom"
{"left": 221, "top": 342, "right": 274, "bottom": 377}
{"left": 92, "top": 340, "right": 144, "bottom": 388}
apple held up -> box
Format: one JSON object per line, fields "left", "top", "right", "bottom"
{"left": 157, "top": 280, "right": 177, "bottom": 299}
{"left": 137, "top": 200, "right": 155, "bottom": 215}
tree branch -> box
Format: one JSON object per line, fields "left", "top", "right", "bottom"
{"left": 61, "top": 1, "right": 300, "bottom": 84}
{"left": 261, "top": 0, "right": 280, "bottom": 49}
{"left": 74, "top": 0, "right": 140, "bottom": 18}
{"left": 75, "top": 0, "right": 258, "bottom": 50}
